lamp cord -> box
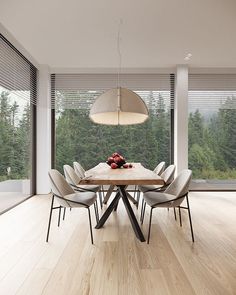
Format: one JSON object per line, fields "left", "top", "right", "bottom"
{"left": 117, "top": 19, "right": 122, "bottom": 89}
{"left": 117, "top": 19, "right": 123, "bottom": 124}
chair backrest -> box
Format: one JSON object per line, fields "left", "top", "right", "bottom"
{"left": 161, "top": 164, "right": 176, "bottom": 185}
{"left": 64, "top": 164, "right": 81, "bottom": 186}
{"left": 165, "top": 169, "right": 192, "bottom": 205}
{"left": 48, "top": 169, "right": 75, "bottom": 207}
{"left": 153, "top": 161, "right": 165, "bottom": 175}
{"left": 73, "top": 162, "right": 85, "bottom": 178}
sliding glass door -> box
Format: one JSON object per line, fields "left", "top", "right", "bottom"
{"left": 52, "top": 74, "right": 174, "bottom": 173}
{"left": 0, "top": 35, "right": 36, "bottom": 210}
{"left": 188, "top": 74, "right": 236, "bottom": 190}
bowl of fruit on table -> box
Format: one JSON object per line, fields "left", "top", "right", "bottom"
{"left": 106, "top": 153, "right": 133, "bottom": 169}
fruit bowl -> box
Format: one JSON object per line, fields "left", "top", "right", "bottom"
{"left": 106, "top": 153, "right": 133, "bottom": 169}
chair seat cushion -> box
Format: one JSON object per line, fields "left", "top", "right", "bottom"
{"left": 143, "top": 192, "right": 175, "bottom": 207}
{"left": 65, "top": 191, "right": 97, "bottom": 207}
{"left": 138, "top": 185, "right": 162, "bottom": 193}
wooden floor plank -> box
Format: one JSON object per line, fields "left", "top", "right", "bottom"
{"left": 0, "top": 192, "right": 235, "bottom": 295}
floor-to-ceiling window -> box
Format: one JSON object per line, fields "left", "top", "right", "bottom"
{"left": 0, "top": 35, "right": 37, "bottom": 213}
{"left": 188, "top": 74, "right": 236, "bottom": 190}
{"left": 52, "top": 74, "right": 174, "bottom": 172}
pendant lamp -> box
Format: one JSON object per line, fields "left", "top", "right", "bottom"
{"left": 89, "top": 21, "right": 149, "bottom": 125}
{"left": 89, "top": 87, "right": 148, "bottom": 125}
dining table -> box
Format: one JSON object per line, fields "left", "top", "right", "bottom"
{"left": 79, "top": 162, "right": 164, "bottom": 242}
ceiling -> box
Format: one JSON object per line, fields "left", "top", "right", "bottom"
{"left": 1, "top": 0, "right": 236, "bottom": 69}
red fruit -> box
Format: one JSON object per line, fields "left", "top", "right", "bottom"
{"left": 111, "top": 163, "right": 118, "bottom": 169}
{"left": 107, "top": 157, "right": 114, "bottom": 163}
{"left": 123, "top": 164, "right": 129, "bottom": 168}
{"left": 112, "top": 152, "right": 120, "bottom": 158}
{"left": 129, "top": 163, "right": 133, "bottom": 168}
{"left": 114, "top": 156, "right": 121, "bottom": 163}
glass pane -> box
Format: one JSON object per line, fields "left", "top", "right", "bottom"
{"left": 188, "top": 91, "right": 236, "bottom": 190}
{"left": 55, "top": 90, "right": 171, "bottom": 173}
{"left": 0, "top": 86, "right": 32, "bottom": 209}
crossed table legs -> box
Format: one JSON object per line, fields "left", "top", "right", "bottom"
{"left": 103, "top": 185, "right": 138, "bottom": 206}
{"left": 95, "top": 185, "right": 145, "bottom": 242}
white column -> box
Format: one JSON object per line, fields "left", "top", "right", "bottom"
{"left": 37, "top": 65, "right": 51, "bottom": 194}
{"left": 174, "top": 65, "right": 188, "bottom": 174}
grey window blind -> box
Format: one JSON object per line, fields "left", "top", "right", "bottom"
{"left": 189, "top": 74, "right": 236, "bottom": 111}
{"left": 0, "top": 34, "right": 37, "bottom": 105}
{"left": 51, "top": 73, "right": 174, "bottom": 111}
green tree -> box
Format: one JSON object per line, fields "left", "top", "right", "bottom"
{"left": 188, "top": 110, "right": 204, "bottom": 147}
{"left": 14, "top": 103, "right": 31, "bottom": 178}
{"left": 188, "top": 95, "right": 236, "bottom": 180}
{"left": 0, "top": 91, "right": 31, "bottom": 180}
{"left": 217, "top": 96, "right": 236, "bottom": 168}
{"left": 0, "top": 91, "right": 15, "bottom": 178}
{"left": 189, "top": 143, "right": 216, "bottom": 178}
{"left": 55, "top": 91, "right": 171, "bottom": 172}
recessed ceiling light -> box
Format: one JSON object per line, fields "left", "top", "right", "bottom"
{"left": 184, "top": 53, "right": 192, "bottom": 61}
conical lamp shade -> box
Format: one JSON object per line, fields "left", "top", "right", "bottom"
{"left": 89, "top": 87, "right": 149, "bottom": 125}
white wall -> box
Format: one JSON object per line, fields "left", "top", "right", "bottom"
{"left": 36, "top": 65, "right": 51, "bottom": 194}
{"left": 174, "top": 65, "right": 188, "bottom": 174}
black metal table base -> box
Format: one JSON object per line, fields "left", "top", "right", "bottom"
{"left": 95, "top": 185, "right": 145, "bottom": 242}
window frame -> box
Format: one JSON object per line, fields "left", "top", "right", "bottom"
{"left": 51, "top": 73, "right": 175, "bottom": 170}
{"left": 188, "top": 73, "right": 236, "bottom": 191}
{"left": 0, "top": 34, "right": 37, "bottom": 196}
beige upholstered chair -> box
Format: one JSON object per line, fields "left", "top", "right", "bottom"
{"left": 64, "top": 164, "right": 103, "bottom": 209}
{"left": 139, "top": 164, "right": 176, "bottom": 193}
{"left": 73, "top": 161, "right": 104, "bottom": 208}
{"left": 139, "top": 164, "right": 176, "bottom": 219}
{"left": 153, "top": 161, "right": 166, "bottom": 175}
{"left": 47, "top": 169, "right": 99, "bottom": 244}
{"left": 73, "top": 161, "right": 86, "bottom": 178}
{"left": 141, "top": 169, "right": 194, "bottom": 244}
{"left": 135, "top": 161, "right": 166, "bottom": 207}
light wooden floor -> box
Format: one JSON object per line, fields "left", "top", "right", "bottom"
{"left": 0, "top": 192, "right": 235, "bottom": 295}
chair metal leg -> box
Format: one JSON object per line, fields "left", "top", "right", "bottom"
{"left": 94, "top": 203, "right": 97, "bottom": 223}
{"left": 46, "top": 195, "right": 54, "bottom": 242}
{"left": 141, "top": 201, "right": 146, "bottom": 224}
{"left": 96, "top": 200, "right": 99, "bottom": 221}
{"left": 94, "top": 201, "right": 99, "bottom": 223}
{"left": 63, "top": 207, "right": 66, "bottom": 220}
{"left": 58, "top": 206, "right": 61, "bottom": 227}
{"left": 178, "top": 206, "right": 182, "bottom": 227}
{"left": 101, "top": 185, "right": 105, "bottom": 199}
{"left": 174, "top": 207, "right": 177, "bottom": 221}
{"left": 140, "top": 198, "right": 144, "bottom": 221}
{"left": 98, "top": 191, "right": 103, "bottom": 209}
{"left": 141, "top": 202, "right": 146, "bottom": 225}
{"left": 186, "top": 195, "right": 195, "bottom": 242}
{"left": 137, "top": 190, "right": 141, "bottom": 209}
{"left": 133, "top": 185, "right": 137, "bottom": 199}
{"left": 70, "top": 207, "right": 72, "bottom": 211}
{"left": 147, "top": 207, "right": 153, "bottom": 244}
{"left": 88, "top": 208, "right": 94, "bottom": 244}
